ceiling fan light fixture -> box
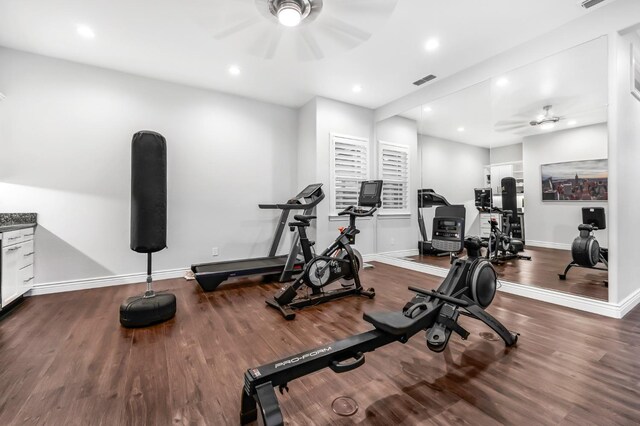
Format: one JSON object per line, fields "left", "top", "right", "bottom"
{"left": 540, "top": 122, "right": 555, "bottom": 130}
{"left": 277, "top": 0, "right": 304, "bottom": 27}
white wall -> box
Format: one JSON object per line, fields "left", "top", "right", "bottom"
{"left": 0, "top": 47, "right": 298, "bottom": 285}
{"left": 522, "top": 123, "right": 608, "bottom": 248}
{"left": 314, "top": 97, "right": 376, "bottom": 254}
{"left": 419, "top": 135, "right": 489, "bottom": 236}
{"left": 375, "top": 116, "right": 419, "bottom": 254}
{"left": 375, "top": 0, "right": 640, "bottom": 121}
{"left": 490, "top": 143, "right": 522, "bottom": 164}
{"left": 609, "top": 29, "right": 640, "bottom": 304}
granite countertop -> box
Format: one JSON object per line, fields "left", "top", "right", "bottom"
{"left": 0, "top": 213, "right": 38, "bottom": 234}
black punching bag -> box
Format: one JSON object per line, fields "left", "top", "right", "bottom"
{"left": 130, "top": 131, "right": 167, "bottom": 253}
{"left": 120, "top": 131, "right": 176, "bottom": 328}
{"left": 501, "top": 177, "right": 518, "bottom": 221}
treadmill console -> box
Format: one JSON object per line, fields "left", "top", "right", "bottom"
{"left": 358, "top": 180, "right": 383, "bottom": 207}
{"left": 295, "top": 183, "right": 324, "bottom": 201}
{"left": 431, "top": 216, "right": 465, "bottom": 253}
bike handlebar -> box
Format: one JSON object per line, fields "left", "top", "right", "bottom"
{"left": 337, "top": 206, "right": 378, "bottom": 217}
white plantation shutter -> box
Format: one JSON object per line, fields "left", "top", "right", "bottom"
{"left": 379, "top": 142, "right": 410, "bottom": 213}
{"left": 331, "top": 134, "right": 369, "bottom": 214}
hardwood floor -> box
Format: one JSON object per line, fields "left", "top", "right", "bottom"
{"left": 407, "top": 245, "right": 609, "bottom": 301}
{"left": 1, "top": 263, "right": 638, "bottom": 425}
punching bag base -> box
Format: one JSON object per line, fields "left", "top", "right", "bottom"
{"left": 119, "top": 293, "right": 176, "bottom": 328}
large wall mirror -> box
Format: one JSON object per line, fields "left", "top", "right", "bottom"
{"left": 375, "top": 36, "right": 610, "bottom": 302}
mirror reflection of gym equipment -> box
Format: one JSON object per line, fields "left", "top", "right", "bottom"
{"left": 382, "top": 37, "right": 611, "bottom": 302}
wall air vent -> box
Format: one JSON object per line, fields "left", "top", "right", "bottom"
{"left": 413, "top": 74, "right": 437, "bottom": 86}
{"left": 579, "top": 0, "right": 606, "bottom": 9}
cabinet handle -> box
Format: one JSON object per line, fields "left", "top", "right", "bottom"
{"left": 24, "top": 233, "right": 34, "bottom": 237}
{"left": 8, "top": 236, "right": 20, "bottom": 241}
{"left": 23, "top": 277, "right": 34, "bottom": 283}
{"left": 24, "top": 252, "right": 35, "bottom": 257}
{"left": 7, "top": 246, "right": 21, "bottom": 252}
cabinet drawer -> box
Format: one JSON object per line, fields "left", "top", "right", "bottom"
{"left": 2, "top": 230, "right": 23, "bottom": 247}
{"left": 20, "top": 264, "right": 35, "bottom": 290}
{"left": 21, "top": 227, "right": 35, "bottom": 242}
{"left": 20, "top": 240, "right": 34, "bottom": 269}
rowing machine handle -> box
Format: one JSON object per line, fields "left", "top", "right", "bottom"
{"left": 330, "top": 352, "right": 365, "bottom": 373}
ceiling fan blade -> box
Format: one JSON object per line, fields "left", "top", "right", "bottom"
{"left": 494, "top": 124, "right": 529, "bottom": 132}
{"left": 300, "top": 29, "right": 324, "bottom": 60}
{"left": 494, "top": 119, "right": 528, "bottom": 127}
{"left": 263, "top": 29, "right": 283, "bottom": 60}
{"left": 213, "top": 16, "right": 262, "bottom": 39}
{"left": 332, "top": 0, "right": 398, "bottom": 13}
{"left": 317, "top": 16, "right": 371, "bottom": 42}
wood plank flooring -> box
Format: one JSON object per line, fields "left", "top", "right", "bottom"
{"left": 408, "top": 246, "right": 609, "bottom": 301}
{"left": 0, "top": 263, "right": 638, "bottom": 425}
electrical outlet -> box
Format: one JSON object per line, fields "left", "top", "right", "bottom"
{"left": 212, "top": 247, "right": 219, "bottom": 257}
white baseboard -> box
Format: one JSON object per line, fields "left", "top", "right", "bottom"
{"left": 618, "top": 287, "right": 640, "bottom": 318}
{"left": 28, "top": 267, "right": 189, "bottom": 296}
{"left": 370, "top": 255, "right": 629, "bottom": 319}
{"left": 366, "top": 254, "right": 448, "bottom": 278}
{"left": 372, "top": 248, "right": 419, "bottom": 259}
{"left": 526, "top": 240, "right": 571, "bottom": 251}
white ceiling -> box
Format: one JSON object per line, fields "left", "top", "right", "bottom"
{"left": 400, "top": 36, "right": 609, "bottom": 148}
{"left": 0, "top": 0, "right": 611, "bottom": 109}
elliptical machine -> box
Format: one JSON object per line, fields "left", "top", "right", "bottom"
{"left": 241, "top": 213, "right": 518, "bottom": 426}
{"left": 558, "top": 207, "right": 608, "bottom": 286}
{"left": 266, "top": 180, "right": 383, "bottom": 320}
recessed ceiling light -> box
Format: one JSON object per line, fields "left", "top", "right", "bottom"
{"left": 424, "top": 38, "right": 440, "bottom": 52}
{"left": 495, "top": 77, "right": 509, "bottom": 87}
{"left": 423, "top": 106, "right": 432, "bottom": 112}
{"left": 352, "top": 84, "right": 363, "bottom": 93}
{"left": 457, "top": 127, "right": 465, "bottom": 132}
{"left": 567, "top": 120, "right": 577, "bottom": 126}
{"left": 540, "top": 122, "right": 555, "bottom": 130}
{"left": 76, "top": 25, "right": 95, "bottom": 39}
{"left": 228, "top": 65, "right": 241, "bottom": 76}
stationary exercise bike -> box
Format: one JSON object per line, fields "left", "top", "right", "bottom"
{"left": 241, "top": 213, "right": 519, "bottom": 426}
{"left": 558, "top": 207, "right": 608, "bottom": 286}
{"left": 266, "top": 180, "right": 383, "bottom": 320}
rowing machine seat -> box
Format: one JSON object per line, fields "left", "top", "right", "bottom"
{"left": 363, "top": 311, "right": 415, "bottom": 335}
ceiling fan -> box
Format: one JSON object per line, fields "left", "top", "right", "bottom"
{"left": 185, "top": 0, "right": 398, "bottom": 61}
{"left": 493, "top": 101, "right": 607, "bottom": 134}
{"left": 528, "top": 105, "right": 560, "bottom": 129}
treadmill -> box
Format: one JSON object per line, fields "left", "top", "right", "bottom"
{"left": 191, "top": 184, "right": 325, "bottom": 292}
{"left": 418, "top": 189, "right": 464, "bottom": 256}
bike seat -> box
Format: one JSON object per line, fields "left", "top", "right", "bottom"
{"left": 294, "top": 214, "right": 317, "bottom": 222}
{"left": 363, "top": 311, "right": 420, "bottom": 336}
{"left": 501, "top": 209, "right": 513, "bottom": 216}
{"left": 578, "top": 224, "right": 594, "bottom": 232}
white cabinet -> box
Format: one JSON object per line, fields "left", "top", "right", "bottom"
{"left": 1, "top": 227, "right": 35, "bottom": 308}
{"left": 479, "top": 212, "right": 501, "bottom": 239}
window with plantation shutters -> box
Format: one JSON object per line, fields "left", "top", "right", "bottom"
{"left": 330, "top": 134, "right": 369, "bottom": 215}
{"left": 379, "top": 142, "right": 410, "bottom": 213}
